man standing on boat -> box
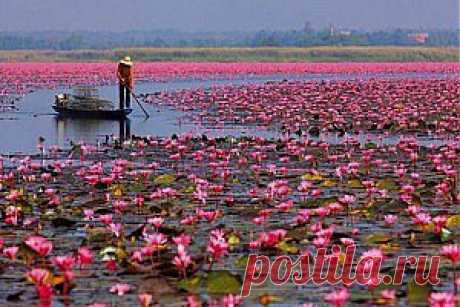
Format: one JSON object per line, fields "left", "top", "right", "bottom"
{"left": 117, "top": 56, "right": 134, "bottom": 110}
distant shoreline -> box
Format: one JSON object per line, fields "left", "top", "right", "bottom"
{"left": 0, "top": 46, "right": 459, "bottom": 63}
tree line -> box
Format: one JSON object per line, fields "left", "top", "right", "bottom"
{"left": 0, "top": 28, "right": 458, "bottom": 50}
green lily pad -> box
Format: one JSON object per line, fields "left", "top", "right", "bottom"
{"left": 227, "top": 233, "right": 240, "bottom": 246}
{"left": 235, "top": 256, "right": 249, "bottom": 268}
{"left": 276, "top": 240, "right": 299, "bottom": 254}
{"left": 407, "top": 279, "right": 431, "bottom": 305}
{"left": 321, "top": 179, "right": 337, "bottom": 188}
{"left": 365, "top": 233, "right": 391, "bottom": 244}
{"left": 301, "top": 173, "right": 324, "bottom": 181}
{"left": 376, "top": 178, "right": 398, "bottom": 190}
{"left": 446, "top": 215, "right": 460, "bottom": 229}
{"left": 347, "top": 179, "right": 364, "bottom": 188}
{"left": 206, "top": 271, "right": 241, "bottom": 295}
{"left": 177, "top": 275, "right": 202, "bottom": 293}
{"left": 182, "top": 186, "right": 195, "bottom": 194}
{"left": 154, "top": 174, "right": 176, "bottom": 186}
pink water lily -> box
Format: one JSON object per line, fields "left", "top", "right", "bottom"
{"left": 3, "top": 246, "right": 19, "bottom": 260}
{"left": 139, "top": 293, "right": 153, "bottom": 307}
{"left": 324, "top": 288, "right": 350, "bottom": 307}
{"left": 172, "top": 244, "right": 192, "bottom": 278}
{"left": 27, "top": 268, "right": 50, "bottom": 284}
{"left": 0, "top": 62, "right": 459, "bottom": 305}
{"left": 110, "top": 283, "right": 131, "bottom": 296}
{"left": 428, "top": 292, "right": 456, "bottom": 307}
{"left": 77, "top": 247, "right": 93, "bottom": 268}
{"left": 24, "top": 236, "right": 53, "bottom": 257}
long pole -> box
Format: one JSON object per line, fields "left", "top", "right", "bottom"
{"left": 130, "top": 92, "right": 150, "bottom": 118}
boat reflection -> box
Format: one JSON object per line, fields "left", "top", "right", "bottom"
{"left": 55, "top": 117, "right": 131, "bottom": 147}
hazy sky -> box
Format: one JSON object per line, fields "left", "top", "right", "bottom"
{"left": 1, "top": 0, "right": 458, "bottom": 32}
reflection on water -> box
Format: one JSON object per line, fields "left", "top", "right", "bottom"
{"left": 55, "top": 117, "right": 131, "bottom": 147}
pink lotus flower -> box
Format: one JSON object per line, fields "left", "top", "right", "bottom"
{"left": 36, "top": 283, "right": 53, "bottom": 302}
{"left": 4, "top": 205, "right": 21, "bottom": 225}
{"left": 187, "top": 295, "right": 200, "bottom": 307}
{"left": 130, "top": 250, "right": 143, "bottom": 263}
{"left": 276, "top": 200, "right": 294, "bottom": 212}
{"left": 172, "top": 244, "right": 192, "bottom": 277}
{"left": 3, "top": 246, "right": 19, "bottom": 260}
{"left": 440, "top": 245, "right": 460, "bottom": 263}
{"left": 173, "top": 233, "right": 191, "bottom": 246}
{"left": 113, "top": 200, "right": 128, "bottom": 213}
{"left": 41, "top": 173, "right": 52, "bottom": 182}
{"left": 110, "top": 283, "right": 131, "bottom": 296}
{"left": 380, "top": 289, "right": 396, "bottom": 302}
{"left": 48, "top": 195, "right": 61, "bottom": 206}
{"left": 139, "top": 293, "right": 153, "bottom": 307}
{"left": 406, "top": 205, "right": 421, "bottom": 216}
{"left": 428, "top": 292, "right": 456, "bottom": 307}
{"left": 108, "top": 223, "right": 123, "bottom": 238}
{"left": 77, "top": 247, "right": 93, "bottom": 267}
{"left": 413, "top": 212, "right": 432, "bottom": 226}
{"left": 99, "top": 214, "right": 113, "bottom": 225}
{"left": 207, "top": 231, "right": 228, "bottom": 262}
{"left": 83, "top": 209, "right": 95, "bottom": 221}
{"left": 5, "top": 190, "right": 20, "bottom": 202}
{"left": 384, "top": 214, "right": 398, "bottom": 226}
{"left": 433, "top": 216, "right": 447, "bottom": 234}
{"left": 52, "top": 255, "right": 75, "bottom": 273}
{"left": 339, "top": 238, "right": 355, "bottom": 246}
{"left": 221, "top": 294, "right": 242, "bottom": 306}
{"left": 324, "top": 288, "right": 350, "bottom": 307}
{"left": 440, "top": 244, "right": 460, "bottom": 293}
{"left": 148, "top": 217, "right": 164, "bottom": 229}
{"left": 27, "top": 268, "right": 49, "bottom": 285}
{"left": 339, "top": 195, "right": 356, "bottom": 205}
{"left": 25, "top": 236, "right": 53, "bottom": 257}
{"left": 144, "top": 233, "right": 167, "bottom": 249}
{"left": 134, "top": 195, "right": 145, "bottom": 208}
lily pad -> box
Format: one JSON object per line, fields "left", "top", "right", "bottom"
{"left": 347, "top": 179, "right": 364, "bottom": 188}
{"left": 206, "top": 271, "right": 241, "bottom": 295}
{"left": 301, "top": 173, "right": 324, "bottom": 181}
{"left": 227, "top": 233, "right": 240, "bottom": 246}
{"left": 365, "top": 233, "right": 392, "bottom": 244}
{"left": 376, "top": 178, "right": 398, "bottom": 190}
{"left": 276, "top": 240, "right": 299, "bottom": 254}
{"left": 154, "top": 174, "right": 176, "bottom": 186}
{"left": 446, "top": 215, "right": 460, "bottom": 229}
{"left": 177, "top": 275, "right": 202, "bottom": 293}
{"left": 235, "top": 256, "right": 249, "bottom": 268}
{"left": 407, "top": 279, "right": 431, "bottom": 305}
{"left": 321, "top": 179, "right": 337, "bottom": 188}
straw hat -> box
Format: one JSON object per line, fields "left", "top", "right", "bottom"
{"left": 119, "top": 56, "right": 133, "bottom": 66}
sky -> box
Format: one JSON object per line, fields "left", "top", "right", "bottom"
{"left": 0, "top": 0, "right": 458, "bottom": 32}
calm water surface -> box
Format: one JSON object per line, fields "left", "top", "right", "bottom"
{"left": 0, "top": 72, "right": 455, "bottom": 154}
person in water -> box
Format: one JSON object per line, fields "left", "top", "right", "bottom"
{"left": 117, "top": 56, "right": 134, "bottom": 109}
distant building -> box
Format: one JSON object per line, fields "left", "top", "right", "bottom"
{"left": 303, "top": 21, "right": 313, "bottom": 34}
{"left": 329, "top": 25, "right": 352, "bottom": 37}
{"left": 407, "top": 32, "right": 429, "bottom": 44}
{"left": 337, "top": 30, "right": 352, "bottom": 37}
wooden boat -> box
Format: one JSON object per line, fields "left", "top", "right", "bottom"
{"left": 53, "top": 86, "right": 131, "bottom": 119}
{"left": 53, "top": 105, "right": 132, "bottom": 119}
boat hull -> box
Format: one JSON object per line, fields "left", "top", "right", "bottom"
{"left": 53, "top": 106, "right": 132, "bottom": 119}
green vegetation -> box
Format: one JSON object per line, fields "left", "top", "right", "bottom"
{"left": 0, "top": 46, "right": 458, "bottom": 62}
